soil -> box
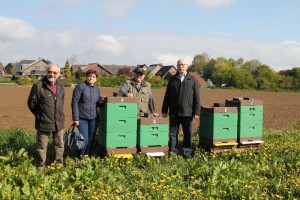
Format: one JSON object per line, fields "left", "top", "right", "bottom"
{"left": 0, "top": 86, "right": 299, "bottom": 133}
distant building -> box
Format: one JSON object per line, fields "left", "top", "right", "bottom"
{"left": 5, "top": 58, "right": 52, "bottom": 78}
{"left": 71, "top": 63, "right": 113, "bottom": 76}
{"left": 155, "top": 65, "right": 177, "bottom": 80}
{"left": 102, "top": 64, "right": 136, "bottom": 75}
{"left": 278, "top": 70, "right": 288, "bottom": 76}
{"left": 0, "top": 62, "right": 6, "bottom": 75}
{"left": 189, "top": 72, "right": 206, "bottom": 87}
{"left": 148, "top": 64, "right": 163, "bottom": 77}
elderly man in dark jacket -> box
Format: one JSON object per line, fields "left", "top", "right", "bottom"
{"left": 162, "top": 58, "right": 200, "bottom": 158}
{"left": 28, "top": 63, "right": 65, "bottom": 170}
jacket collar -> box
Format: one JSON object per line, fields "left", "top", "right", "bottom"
{"left": 130, "top": 78, "right": 147, "bottom": 87}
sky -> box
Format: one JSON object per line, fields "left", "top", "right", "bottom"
{"left": 1, "top": 0, "right": 300, "bottom": 71}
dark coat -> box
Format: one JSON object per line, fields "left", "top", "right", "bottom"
{"left": 162, "top": 72, "right": 200, "bottom": 116}
{"left": 27, "top": 77, "right": 65, "bottom": 132}
{"left": 71, "top": 82, "right": 101, "bottom": 120}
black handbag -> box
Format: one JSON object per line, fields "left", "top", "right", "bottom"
{"left": 64, "top": 125, "right": 85, "bottom": 150}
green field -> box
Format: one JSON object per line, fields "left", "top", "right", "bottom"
{"left": 0, "top": 128, "right": 300, "bottom": 199}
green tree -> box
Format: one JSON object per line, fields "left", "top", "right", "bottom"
{"left": 189, "top": 53, "right": 210, "bottom": 73}
{"left": 242, "top": 59, "right": 261, "bottom": 72}
{"left": 63, "top": 59, "right": 72, "bottom": 78}
{"left": 253, "top": 65, "right": 280, "bottom": 90}
{"left": 75, "top": 68, "right": 85, "bottom": 80}
{"left": 286, "top": 67, "right": 300, "bottom": 89}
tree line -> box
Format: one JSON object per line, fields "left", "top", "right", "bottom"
{"left": 188, "top": 53, "right": 300, "bottom": 91}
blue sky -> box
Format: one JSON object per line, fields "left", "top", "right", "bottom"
{"left": 1, "top": 0, "right": 300, "bottom": 71}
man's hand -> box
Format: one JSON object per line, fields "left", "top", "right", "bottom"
{"left": 152, "top": 113, "right": 160, "bottom": 117}
{"left": 193, "top": 115, "right": 199, "bottom": 119}
{"left": 162, "top": 113, "right": 168, "bottom": 118}
{"left": 126, "top": 93, "right": 133, "bottom": 97}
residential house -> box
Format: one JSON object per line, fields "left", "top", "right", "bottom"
{"left": 155, "top": 65, "right": 177, "bottom": 80}
{"left": 71, "top": 64, "right": 89, "bottom": 73}
{"left": 102, "top": 64, "right": 136, "bottom": 76}
{"left": 0, "top": 62, "right": 6, "bottom": 75}
{"left": 5, "top": 58, "right": 51, "bottom": 78}
{"left": 84, "top": 63, "right": 112, "bottom": 76}
{"left": 5, "top": 60, "right": 35, "bottom": 75}
{"left": 278, "top": 70, "right": 288, "bottom": 76}
{"left": 148, "top": 64, "right": 163, "bottom": 77}
{"left": 189, "top": 72, "right": 206, "bottom": 87}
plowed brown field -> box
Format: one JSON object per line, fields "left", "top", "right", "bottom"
{"left": 0, "top": 86, "right": 299, "bottom": 132}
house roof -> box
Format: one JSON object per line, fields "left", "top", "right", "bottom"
{"left": 83, "top": 63, "right": 113, "bottom": 75}
{"left": 21, "top": 59, "right": 51, "bottom": 72}
{"left": 156, "top": 65, "right": 176, "bottom": 78}
{"left": 148, "top": 64, "right": 163, "bottom": 72}
{"left": 0, "top": 62, "right": 5, "bottom": 74}
{"left": 102, "top": 64, "right": 136, "bottom": 75}
{"left": 71, "top": 64, "right": 88, "bottom": 72}
{"left": 189, "top": 72, "right": 206, "bottom": 86}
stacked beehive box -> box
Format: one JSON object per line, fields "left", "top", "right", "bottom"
{"left": 98, "top": 96, "right": 138, "bottom": 156}
{"left": 199, "top": 105, "right": 238, "bottom": 151}
{"left": 225, "top": 97, "right": 263, "bottom": 147}
{"left": 137, "top": 117, "right": 169, "bottom": 156}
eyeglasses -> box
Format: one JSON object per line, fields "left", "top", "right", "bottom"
{"left": 177, "top": 64, "right": 187, "bottom": 66}
{"left": 48, "top": 71, "right": 58, "bottom": 75}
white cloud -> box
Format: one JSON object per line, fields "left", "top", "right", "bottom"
{"left": 190, "top": 0, "right": 236, "bottom": 8}
{"left": 0, "top": 16, "right": 36, "bottom": 40}
{"left": 1, "top": 25, "right": 300, "bottom": 71}
{"left": 57, "top": 0, "right": 80, "bottom": 5}
{"left": 156, "top": 54, "right": 193, "bottom": 66}
{"left": 54, "top": 31, "right": 74, "bottom": 48}
{"left": 282, "top": 40, "right": 299, "bottom": 45}
{"left": 96, "top": 0, "right": 137, "bottom": 20}
{"left": 94, "top": 35, "right": 124, "bottom": 54}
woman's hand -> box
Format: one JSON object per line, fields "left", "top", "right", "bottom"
{"left": 73, "top": 121, "right": 79, "bottom": 126}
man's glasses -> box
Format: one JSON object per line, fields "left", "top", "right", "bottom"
{"left": 48, "top": 71, "right": 58, "bottom": 75}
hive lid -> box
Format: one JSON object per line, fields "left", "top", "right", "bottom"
{"left": 225, "top": 97, "right": 263, "bottom": 106}
{"left": 105, "top": 96, "right": 137, "bottom": 103}
{"left": 138, "top": 117, "right": 169, "bottom": 124}
{"left": 201, "top": 106, "right": 238, "bottom": 113}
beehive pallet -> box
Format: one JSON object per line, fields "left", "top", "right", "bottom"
{"left": 238, "top": 137, "right": 263, "bottom": 148}
{"left": 99, "top": 146, "right": 137, "bottom": 157}
{"left": 137, "top": 145, "right": 169, "bottom": 155}
{"left": 200, "top": 136, "right": 237, "bottom": 147}
{"left": 199, "top": 144, "right": 237, "bottom": 153}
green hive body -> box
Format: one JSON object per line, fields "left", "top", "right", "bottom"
{"left": 225, "top": 98, "right": 263, "bottom": 142}
{"left": 199, "top": 106, "right": 238, "bottom": 143}
{"left": 98, "top": 97, "right": 138, "bottom": 148}
{"left": 137, "top": 118, "right": 169, "bottom": 147}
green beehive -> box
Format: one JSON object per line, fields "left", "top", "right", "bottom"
{"left": 225, "top": 98, "right": 263, "bottom": 140}
{"left": 199, "top": 106, "right": 238, "bottom": 140}
{"left": 98, "top": 131, "right": 137, "bottom": 148}
{"left": 137, "top": 118, "right": 169, "bottom": 147}
{"left": 98, "top": 97, "right": 138, "bottom": 148}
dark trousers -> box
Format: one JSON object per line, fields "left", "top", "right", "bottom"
{"left": 169, "top": 115, "right": 193, "bottom": 157}
{"left": 77, "top": 118, "right": 97, "bottom": 158}
{"left": 36, "top": 129, "right": 64, "bottom": 168}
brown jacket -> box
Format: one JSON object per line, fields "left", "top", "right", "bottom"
{"left": 27, "top": 77, "right": 65, "bottom": 132}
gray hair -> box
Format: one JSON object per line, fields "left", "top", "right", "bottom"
{"left": 46, "top": 64, "right": 60, "bottom": 76}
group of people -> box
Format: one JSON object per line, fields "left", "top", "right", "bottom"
{"left": 27, "top": 58, "right": 200, "bottom": 170}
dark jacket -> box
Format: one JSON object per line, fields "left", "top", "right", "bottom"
{"left": 162, "top": 72, "right": 200, "bottom": 116}
{"left": 27, "top": 77, "right": 65, "bottom": 132}
{"left": 71, "top": 82, "right": 101, "bottom": 120}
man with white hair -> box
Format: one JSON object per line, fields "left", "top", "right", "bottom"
{"left": 162, "top": 58, "right": 200, "bottom": 158}
{"left": 28, "top": 63, "right": 65, "bottom": 170}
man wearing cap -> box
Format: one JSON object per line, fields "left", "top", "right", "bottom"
{"left": 120, "top": 64, "right": 159, "bottom": 117}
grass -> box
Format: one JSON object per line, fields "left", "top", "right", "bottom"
{"left": 0, "top": 128, "right": 300, "bottom": 199}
